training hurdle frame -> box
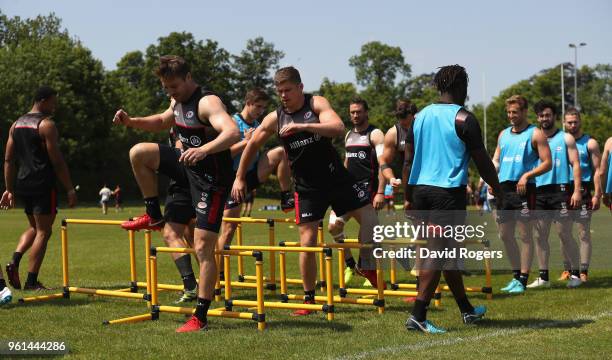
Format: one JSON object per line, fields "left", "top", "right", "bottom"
{"left": 224, "top": 244, "right": 335, "bottom": 320}
{"left": 104, "top": 246, "right": 268, "bottom": 330}
{"left": 20, "top": 219, "right": 152, "bottom": 307}
{"left": 340, "top": 238, "right": 493, "bottom": 302}
{"left": 224, "top": 217, "right": 328, "bottom": 292}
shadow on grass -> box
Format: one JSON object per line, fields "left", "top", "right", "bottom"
{"left": 4, "top": 297, "right": 94, "bottom": 309}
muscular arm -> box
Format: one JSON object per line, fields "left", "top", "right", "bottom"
{"left": 527, "top": 128, "right": 553, "bottom": 179}
{"left": 3, "top": 123, "right": 16, "bottom": 193}
{"left": 600, "top": 138, "right": 612, "bottom": 205}
{"left": 379, "top": 126, "right": 398, "bottom": 182}
{"left": 237, "top": 112, "right": 277, "bottom": 180}
{"left": 492, "top": 130, "right": 504, "bottom": 172}
{"left": 566, "top": 134, "right": 582, "bottom": 199}
{"left": 39, "top": 119, "right": 75, "bottom": 193}
{"left": 588, "top": 138, "right": 603, "bottom": 200}
{"left": 232, "top": 111, "right": 278, "bottom": 202}
{"left": 299, "top": 96, "right": 345, "bottom": 138}
{"left": 114, "top": 102, "right": 175, "bottom": 132}
{"left": 198, "top": 95, "right": 240, "bottom": 155}
{"left": 371, "top": 129, "right": 387, "bottom": 193}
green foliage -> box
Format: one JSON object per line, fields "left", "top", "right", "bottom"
{"left": 232, "top": 37, "right": 285, "bottom": 107}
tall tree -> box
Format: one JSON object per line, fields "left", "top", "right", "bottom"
{"left": 232, "top": 37, "right": 284, "bottom": 107}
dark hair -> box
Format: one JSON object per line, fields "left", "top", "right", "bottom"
{"left": 565, "top": 107, "right": 581, "bottom": 120}
{"left": 274, "top": 66, "right": 301, "bottom": 85}
{"left": 395, "top": 99, "right": 418, "bottom": 119}
{"left": 433, "top": 65, "right": 469, "bottom": 105}
{"left": 350, "top": 97, "right": 369, "bottom": 111}
{"left": 155, "top": 55, "right": 190, "bottom": 79}
{"left": 505, "top": 95, "right": 528, "bottom": 111}
{"left": 245, "top": 88, "right": 270, "bottom": 104}
{"left": 34, "top": 86, "right": 57, "bottom": 103}
{"left": 534, "top": 100, "right": 557, "bottom": 116}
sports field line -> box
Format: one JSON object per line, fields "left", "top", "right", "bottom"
{"left": 332, "top": 311, "right": 612, "bottom": 360}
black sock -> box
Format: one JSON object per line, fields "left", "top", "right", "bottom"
{"left": 0, "top": 279, "right": 6, "bottom": 289}
{"left": 144, "top": 197, "right": 163, "bottom": 221}
{"left": 12, "top": 252, "right": 23, "bottom": 267}
{"left": 512, "top": 270, "right": 521, "bottom": 280}
{"left": 539, "top": 269, "right": 549, "bottom": 282}
{"left": 415, "top": 276, "right": 420, "bottom": 291}
{"left": 412, "top": 299, "right": 428, "bottom": 322}
{"left": 174, "top": 255, "right": 197, "bottom": 291}
{"left": 563, "top": 261, "right": 571, "bottom": 272}
{"left": 455, "top": 295, "right": 474, "bottom": 314}
{"left": 304, "top": 290, "right": 316, "bottom": 302}
{"left": 571, "top": 269, "right": 580, "bottom": 277}
{"left": 519, "top": 273, "right": 529, "bottom": 287}
{"left": 580, "top": 264, "right": 589, "bottom": 275}
{"left": 218, "top": 271, "right": 225, "bottom": 281}
{"left": 345, "top": 257, "right": 356, "bottom": 269}
{"left": 26, "top": 272, "right": 38, "bottom": 286}
{"left": 194, "top": 298, "right": 211, "bottom": 323}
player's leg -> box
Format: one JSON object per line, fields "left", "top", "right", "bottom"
{"left": 24, "top": 211, "right": 56, "bottom": 290}
{"left": 177, "top": 186, "right": 226, "bottom": 333}
{"left": 528, "top": 217, "right": 552, "bottom": 288}
{"left": 6, "top": 214, "right": 36, "bottom": 289}
{"left": 556, "top": 217, "right": 581, "bottom": 287}
{"left": 216, "top": 205, "right": 241, "bottom": 280}
{"left": 256, "top": 147, "right": 293, "bottom": 211}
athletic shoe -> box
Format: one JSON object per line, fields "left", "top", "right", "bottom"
{"left": 501, "top": 278, "right": 520, "bottom": 292}
{"left": 343, "top": 267, "right": 354, "bottom": 285}
{"left": 580, "top": 273, "right": 588, "bottom": 283}
{"left": 558, "top": 271, "right": 571, "bottom": 281}
{"left": 462, "top": 305, "right": 486, "bottom": 324}
{"left": 5, "top": 263, "right": 21, "bottom": 289}
{"left": 176, "top": 315, "right": 208, "bottom": 333}
{"left": 280, "top": 191, "right": 295, "bottom": 213}
{"left": 507, "top": 281, "right": 525, "bottom": 294}
{"left": 0, "top": 287, "right": 12, "bottom": 306}
{"left": 526, "top": 277, "right": 550, "bottom": 289}
{"left": 290, "top": 299, "right": 315, "bottom": 316}
{"left": 567, "top": 275, "right": 583, "bottom": 288}
{"left": 405, "top": 315, "right": 447, "bottom": 334}
{"left": 23, "top": 281, "right": 52, "bottom": 291}
{"left": 174, "top": 288, "right": 198, "bottom": 304}
{"left": 121, "top": 214, "right": 164, "bottom": 231}
{"left": 402, "top": 297, "right": 417, "bottom": 303}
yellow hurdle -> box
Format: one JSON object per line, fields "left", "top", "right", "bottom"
{"left": 20, "top": 219, "right": 153, "bottom": 310}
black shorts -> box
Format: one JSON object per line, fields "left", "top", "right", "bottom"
{"left": 294, "top": 179, "right": 370, "bottom": 224}
{"left": 164, "top": 182, "right": 195, "bottom": 225}
{"left": 496, "top": 181, "right": 536, "bottom": 223}
{"left": 158, "top": 144, "right": 228, "bottom": 232}
{"left": 20, "top": 189, "right": 57, "bottom": 215}
{"left": 535, "top": 184, "right": 571, "bottom": 220}
{"left": 571, "top": 182, "right": 593, "bottom": 222}
{"left": 225, "top": 167, "right": 260, "bottom": 209}
{"left": 355, "top": 178, "right": 378, "bottom": 202}
{"left": 407, "top": 185, "right": 466, "bottom": 271}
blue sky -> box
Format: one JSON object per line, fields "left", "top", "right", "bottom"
{"left": 2, "top": 0, "right": 611, "bottom": 106}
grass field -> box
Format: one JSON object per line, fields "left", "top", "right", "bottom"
{"left": 1, "top": 199, "right": 611, "bottom": 359}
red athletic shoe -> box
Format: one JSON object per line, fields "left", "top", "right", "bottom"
{"left": 5, "top": 263, "right": 21, "bottom": 289}
{"left": 176, "top": 315, "right": 208, "bottom": 333}
{"left": 290, "top": 299, "right": 315, "bottom": 316}
{"left": 402, "top": 297, "right": 417, "bottom": 303}
{"left": 356, "top": 269, "right": 386, "bottom": 289}
{"left": 121, "top": 214, "right": 164, "bottom": 231}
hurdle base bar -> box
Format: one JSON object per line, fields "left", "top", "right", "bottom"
{"left": 286, "top": 294, "right": 376, "bottom": 306}
{"left": 19, "top": 293, "right": 65, "bottom": 303}
{"left": 345, "top": 288, "right": 418, "bottom": 297}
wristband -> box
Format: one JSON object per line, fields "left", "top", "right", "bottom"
{"left": 380, "top": 164, "right": 391, "bottom": 171}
